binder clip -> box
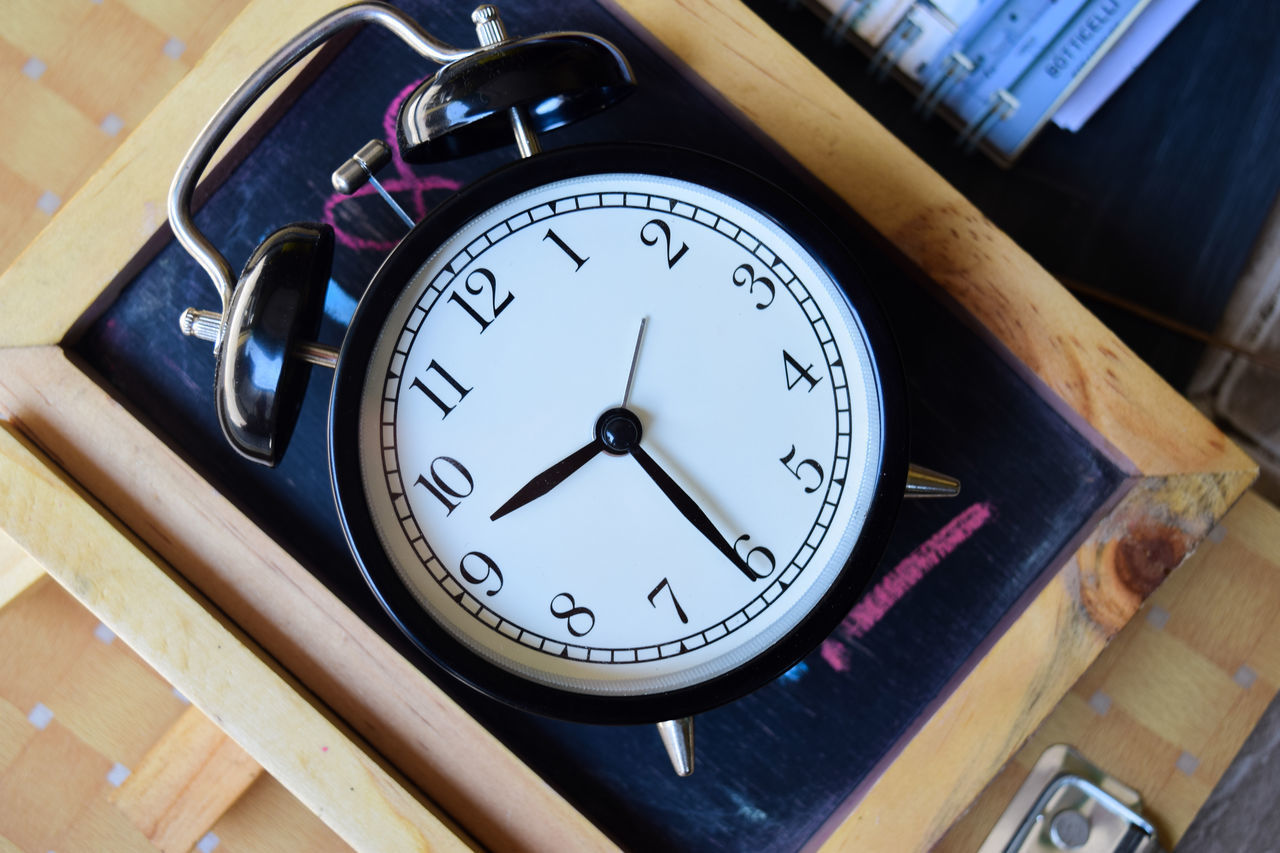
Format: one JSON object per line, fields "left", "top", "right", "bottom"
{"left": 979, "top": 744, "right": 1161, "bottom": 853}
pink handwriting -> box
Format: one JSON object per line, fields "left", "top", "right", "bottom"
{"left": 820, "top": 500, "right": 995, "bottom": 672}
{"left": 322, "top": 77, "right": 462, "bottom": 252}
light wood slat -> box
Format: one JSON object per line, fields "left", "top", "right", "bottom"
{"left": 0, "top": 423, "right": 474, "bottom": 853}
{"left": 0, "top": 0, "right": 251, "bottom": 274}
{"left": 0, "top": 566, "right": 353, "bottom": 853}
{"left": 110, "top": 705, "right": 264, "bottom": 853}
{"left": 0, "top": 0, "right": 1259, "bottom": 850}
{"left": 812, "top": 471, "right": 1247, "bottom": 851}
{"left": 0, "top": 577, "right": 169, "bottom": 853}
{"left": 0, "top": 345, "right": 614, "bottom": 853}
{"left": 43, "top": 623, "right": 188, "bottom": 769}
{"left": 0, "top": 64, "right": 104, "bottom": 201}
{"left": 0, "top": 0, "right": 354, "bottom": 347}
{"left": 0, "top": 710, "right": 120, "bottom": 850}
{"left": 937, "top": 492, "right": 1280, "bottom": 848}
{"left": 0, "top": 344, "right": 1251, "bottom": 853}
{"left": 0, "top": 531, "right": 43, "bottom": 609}
{"left": 210, "top": 774, "right": 356, "bottom": 853}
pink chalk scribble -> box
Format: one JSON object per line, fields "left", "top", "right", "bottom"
{"left": 322, "top": 77, "right": 462, "bottom": 252}
{"left": 820, "top": 500, "right": 995, "bottom": 672}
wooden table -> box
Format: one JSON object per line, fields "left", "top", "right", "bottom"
{"left": 0, "top": 1, "right": 1258, "bottom": 850}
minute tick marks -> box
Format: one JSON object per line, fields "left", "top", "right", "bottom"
{"left": 360, "top": 168, "right": 884, "bottom": 695}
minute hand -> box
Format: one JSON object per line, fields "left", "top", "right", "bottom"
{"left": 629, "top": 445, "right": 755, "bottom": 581}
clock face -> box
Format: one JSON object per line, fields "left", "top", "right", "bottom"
{"left": 331, "top": 146, "right": 905, "bottom": 722}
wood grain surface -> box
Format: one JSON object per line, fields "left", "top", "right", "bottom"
{"left": 0, "top": 346, "right": 612, "bottom": 853}
{"left": 22, "top": 481, "right": 1271, "bottom": 851}
{"left": 937, "top": 491, "right": 1280, "bottom": 849}
{"left": 110, "top": 705, "right": 264, "bottom": 852}
{"left": 0, "top": 527, "right": 43, "bottom": 610}
{"left": 0, "top": 0, "right": 1261, "bottom": 850}
{"left": 608, "top": 0, "right": 1252, "bottom": 481}
{"left": 0, "top": 0, "right": 335, "bottom": 349}
{"left": 0, "top": 425, "right": 474, "bottom": 853}
{"left": 65, "top": 1, "right": 1140, "bottom": 845}
{"left": 0, "top": 570, "right": 351, "bottom": 853}
{"left": 0, "top": 0, "right": 250, "bottom": 278}
{"left": 602, "top": 0, "right": 1255, "bottom": 848}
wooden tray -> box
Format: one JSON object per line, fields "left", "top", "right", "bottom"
{"left": 0, "top": 1, "right": 1255, "bottom": 850}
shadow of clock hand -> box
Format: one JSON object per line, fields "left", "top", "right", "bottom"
{"left": 630, "top": 445, "right": 755, "bottom": 581}
{"left": 490, "top": 438, "right": 605, "bottom": 521}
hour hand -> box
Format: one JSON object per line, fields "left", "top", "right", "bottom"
{"left": 630, "top": 446, "right": 755, "bottom": 581}
{"left": 490, "top": 438, "right": 604, "bottom": 521}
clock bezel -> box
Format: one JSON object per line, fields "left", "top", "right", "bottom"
{"left": 329, "top": 143, "right": 909, "bottom": 724}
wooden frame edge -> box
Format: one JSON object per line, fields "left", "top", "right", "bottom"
{"left": 1, "top": 341, "right": 1251, "bottom": 852}
{"left": 0, "top": 0, "right": 1258, "bottom": 849}
{"left": 0, "top": 345, "right": 614, "bottom": 853}
{"left": 0, "top": 0, "right": 355, "bottom": 350}
{"left": 816, "top": 468, "right": 1253, "bottom": 850}
{"left": 608, "top": 0, "right": 1253, "bottom": 480}
{"left": 0, "top": 529, "right": 46, "bottom": 609}
{"left": 0, "top": 0, "right": 1250, "bottom": 481}
{"left": 0, "top": 418, "right": 473, "bottom": 853}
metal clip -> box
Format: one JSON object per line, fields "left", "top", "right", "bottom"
{"left": 979, "top": 744, "right": 1164, "bottom": 853}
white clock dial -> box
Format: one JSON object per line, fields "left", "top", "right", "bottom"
{"left": 355, "top": 169, "right": 884, "bottom": 698}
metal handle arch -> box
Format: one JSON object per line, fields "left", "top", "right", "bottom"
{"left": 167, "top": 1, "right": 477, "bottom": 319}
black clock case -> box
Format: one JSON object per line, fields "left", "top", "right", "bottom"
{"left": 328, "top": 143, "right": 909, "bottom": 725}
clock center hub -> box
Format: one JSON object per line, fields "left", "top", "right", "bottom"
{"left": 596, "top": 407, "right": 643, "bottom": 455}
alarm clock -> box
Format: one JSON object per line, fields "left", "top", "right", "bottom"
{"left": 169, "top": 0, "right": 959, "bottom": 776}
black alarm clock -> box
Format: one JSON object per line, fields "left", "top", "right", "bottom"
{"left": 169, "top": 0, "right": 958, "bottom": 776}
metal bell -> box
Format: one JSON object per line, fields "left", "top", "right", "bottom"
{"left": 213, "top": 223, "right": 333, "bottom": 466}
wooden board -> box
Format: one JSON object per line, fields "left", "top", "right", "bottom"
{"left": 0, "top": 0, "right": 251, "bottom": 272}
{"left": 0, "top": 426, "right": 473, "bottom": 852}
{"left": 110, "top": 705, "right": 264, "bottom": 852}
{"left": 0, "top": 0, "right": 1256, "bottom": 850}
{"left": 70, "top": 1, "right": 1131, "bottom": 844}
{"left": 0, "top": 561, "right": 351, "bottom": 853}
{"left": 7, "top": 491, "right": 1273, "bottom": 847}
{"left": 936, "top": 490, "right": 1280, "bottom": 849}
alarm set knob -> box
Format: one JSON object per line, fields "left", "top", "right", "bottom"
{"left": 331, "top": 138, "right": 416, "bottom": 228}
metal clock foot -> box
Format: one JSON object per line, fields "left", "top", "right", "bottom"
{"left": 905, "top": 463, "right": 961, "bottom": 498}
{"left": 656, "top": 717, "right": 695, "bottom": 777}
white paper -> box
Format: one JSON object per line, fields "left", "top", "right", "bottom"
{"left": 1052, "top": 0, "right": 1200, "bottom": 131}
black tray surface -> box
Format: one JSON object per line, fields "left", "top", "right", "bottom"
{"left": 75, "top": 2, "right": 1125, "bottom": 849}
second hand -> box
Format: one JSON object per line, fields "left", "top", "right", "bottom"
{"left": 612, "top": 318, "right": 756, "bottom": 580}
{"left": 489, "top": 317, "right": 650, "bottom": 521}
{"left": 622, "top": 316, "right": 648, "bottom": 407}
